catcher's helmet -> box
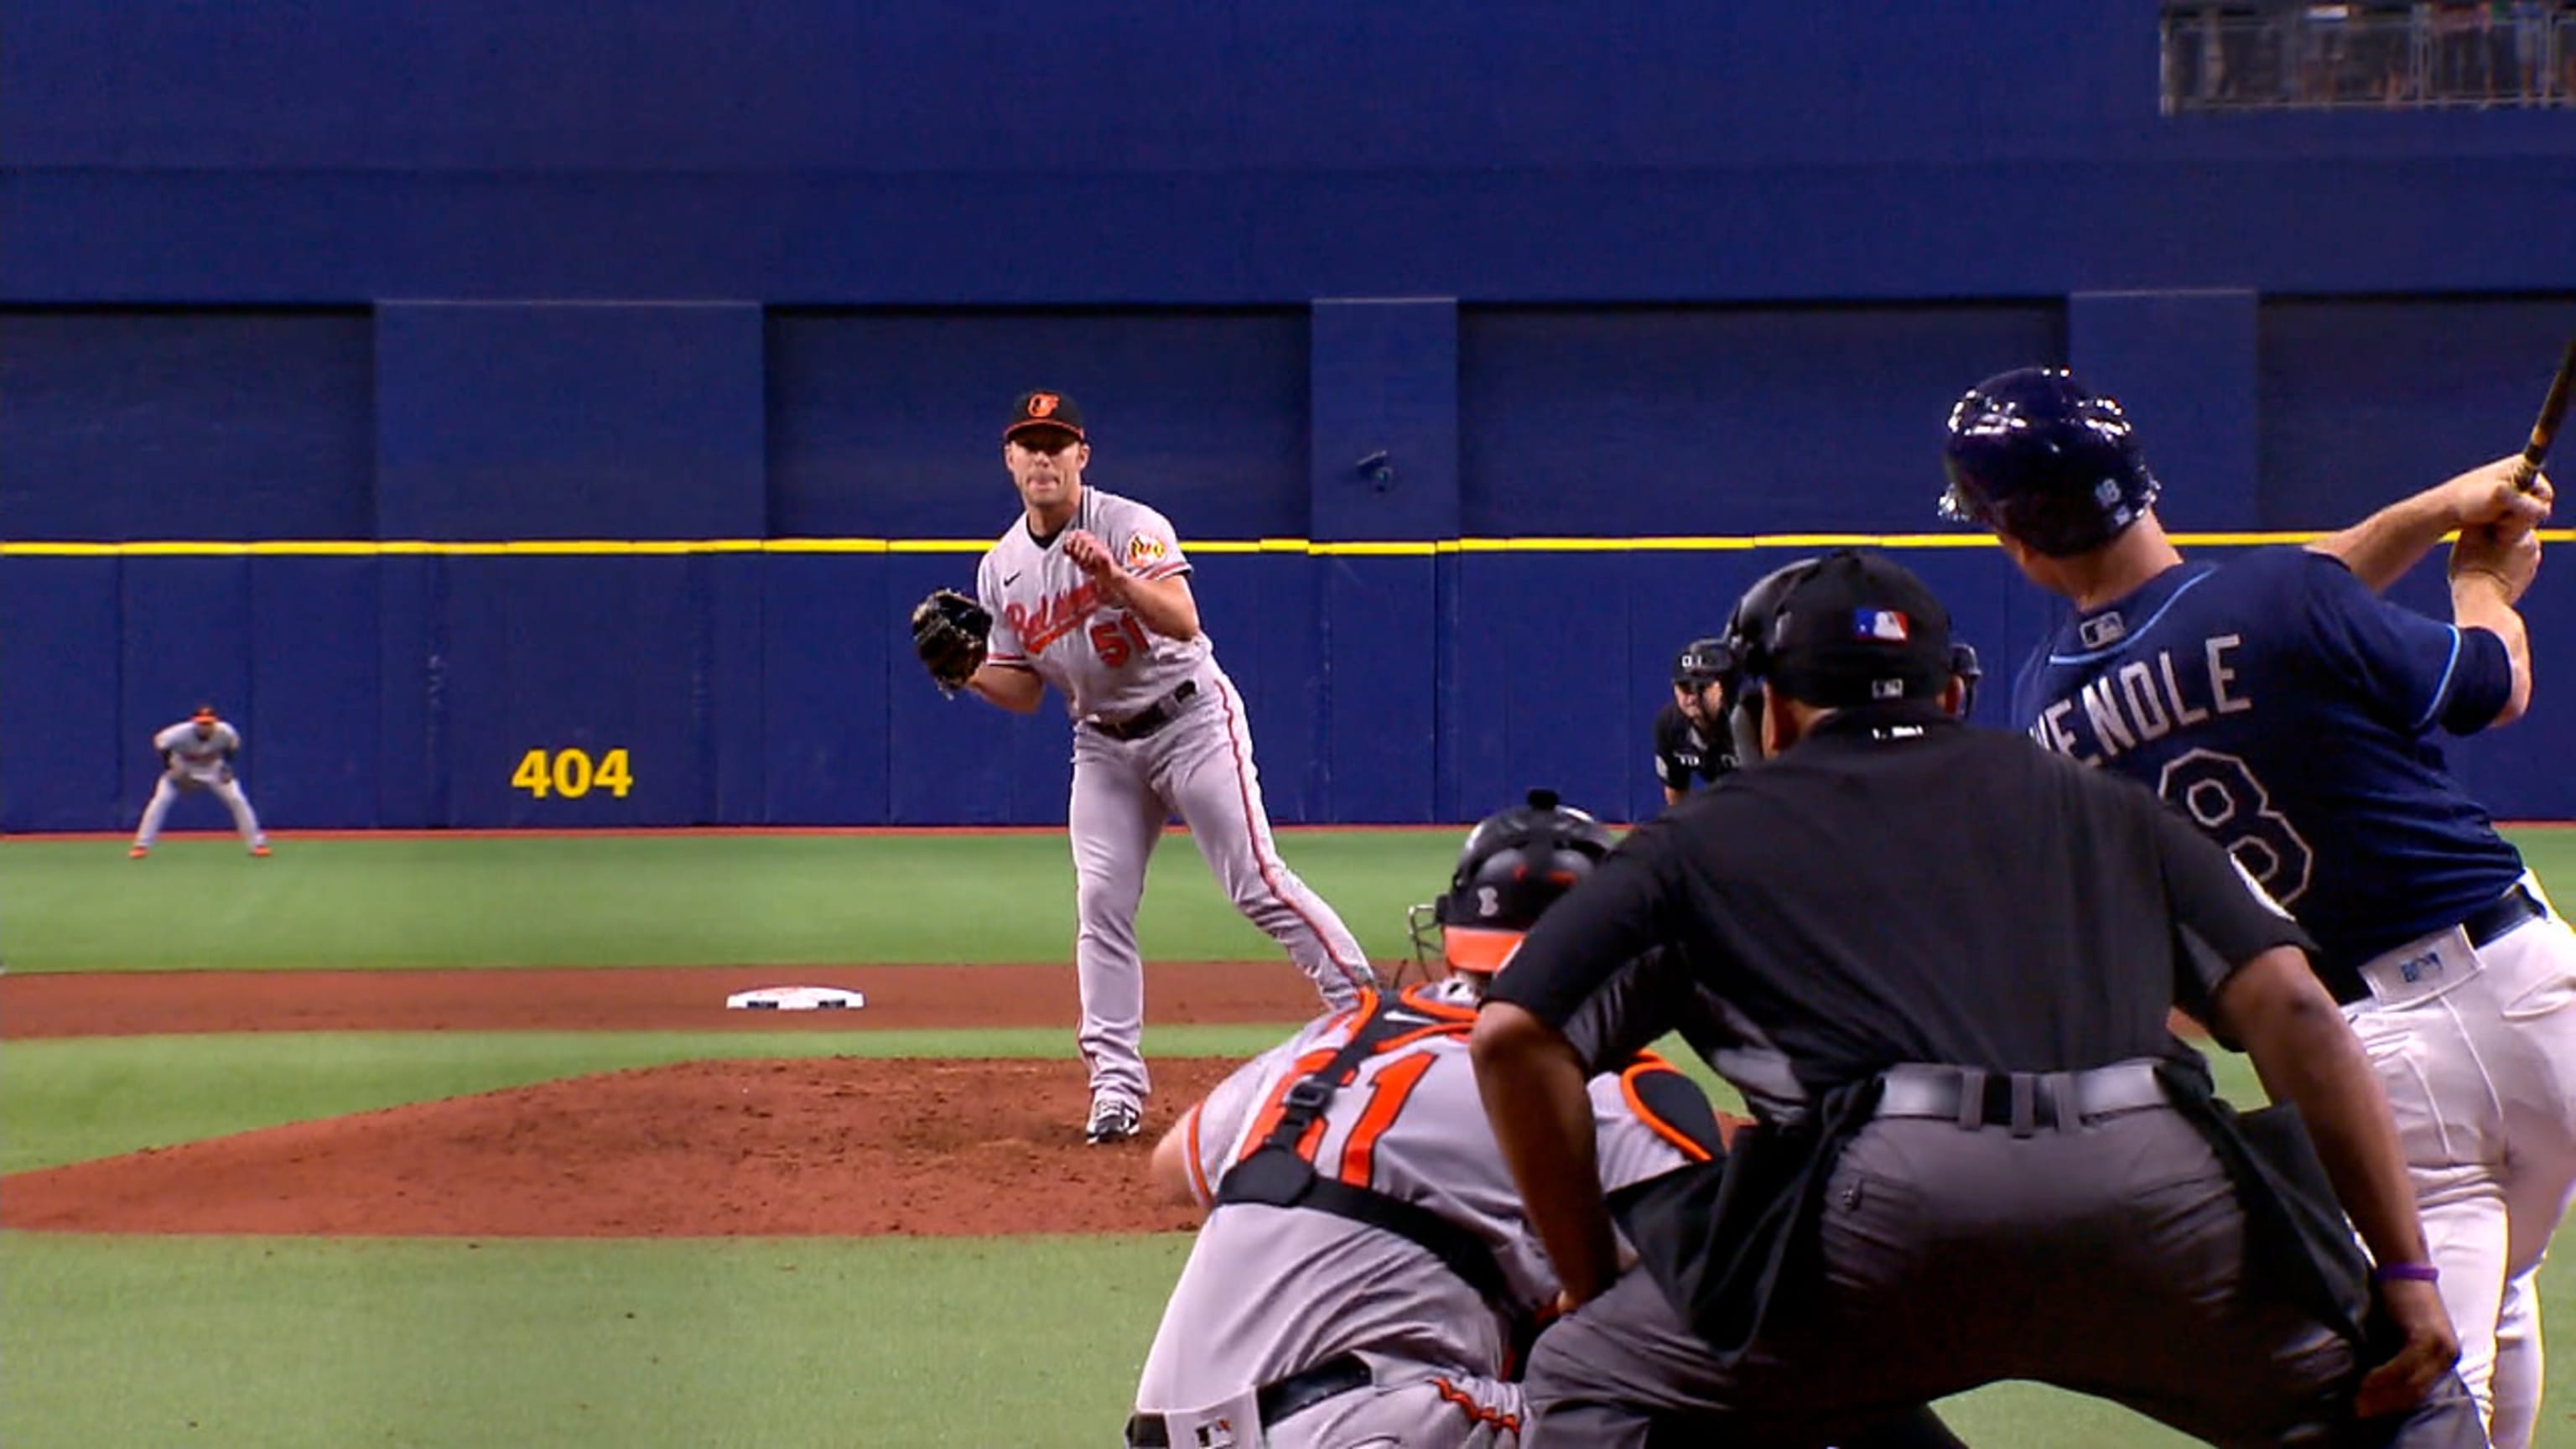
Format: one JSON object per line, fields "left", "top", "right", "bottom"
{"left": 1938, "top": 367, "right": 2160, "bottom": 558}
{"left": 1407, "top": 789, "right": 1616, "bottom": 981}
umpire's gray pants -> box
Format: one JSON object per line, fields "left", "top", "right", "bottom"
{"left": 1524, "top": 1109, "right": 2488, "bottom": 1449}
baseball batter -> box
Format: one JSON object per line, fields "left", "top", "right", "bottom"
{"left": 1945, "top": 366, "right": 2576, "bottom": 1449}
{"left": 922, "top": 391, "right": 1374, "bottom": 1145}
{"left": 1126, "top": 792, "right": 1726, "bottom": 1449}
{"left": 131, "top": 704, "right": 269, "bottom": 858}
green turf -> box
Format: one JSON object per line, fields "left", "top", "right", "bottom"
{"left": 0, "top": 831, "right": 1465, "bottom": 972}
{"left": 9, "top": 1233, "right": 2571, "bottom": 1448}
{"left": 0, "top": 1025, "right": 1300, "bottom": 1173}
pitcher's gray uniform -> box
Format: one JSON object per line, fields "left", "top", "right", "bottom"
{"left": 1132, "top": 983, "right": 1709, "bottom": 1449}
{"left": 975, "top": 480, "right": 1373, "bottom": 1124}
{"left": 132, "top": 707, "right": 268, "bottom": 857}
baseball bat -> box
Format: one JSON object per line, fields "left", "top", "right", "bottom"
{"left": 2510, "top": 338, "right": 2576, "bottom": 494}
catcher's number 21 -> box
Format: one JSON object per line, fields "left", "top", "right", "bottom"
{"left": 512, "top": 748, "right": 634, "bottom": 800}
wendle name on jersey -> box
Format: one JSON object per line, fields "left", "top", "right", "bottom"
{"left": 2030, "top": 633, "right": 2253, "bottom": 763}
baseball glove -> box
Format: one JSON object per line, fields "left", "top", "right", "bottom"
{"left": 910, "top": 588, "right": 992, "bottom": 695}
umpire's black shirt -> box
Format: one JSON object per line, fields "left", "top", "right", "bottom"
{"left": 1488, "top": 701, "right": 2312, "bottom": 1101}
{"left": 1652, "top": 701, "right": 1732, "bottom": 794}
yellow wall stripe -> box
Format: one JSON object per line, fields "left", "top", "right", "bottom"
{"left": 7, "top": 530, "right": 2573, "bottom": 558}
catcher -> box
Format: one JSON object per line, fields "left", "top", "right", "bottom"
{"left": 908, "top": 391, "right": 1373, "bottom": 1145}
{"left": 1126, "top": 790, "right": 1966, "bottom": 1448}
{"left": 130, "top": 704, "right": 270, "bottom": 859}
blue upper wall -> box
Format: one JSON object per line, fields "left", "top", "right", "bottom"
{"left": 7, "top": 2, "right": 2573, "bottom": 304}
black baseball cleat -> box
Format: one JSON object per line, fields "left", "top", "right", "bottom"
{"left": 1085, "top": 1097, "right": 1143, "bottom": 1145}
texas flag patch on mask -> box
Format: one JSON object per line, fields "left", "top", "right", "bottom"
{"left": 1853, "top": 609, "right": 1911, "bottom": 642}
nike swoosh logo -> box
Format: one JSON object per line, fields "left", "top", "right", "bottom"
{"left": 1379, "top": 1010, "right": 1432, "bottom": 1026}
{"left": 1002, "top": 573, "right": 1021, "bottom": 586}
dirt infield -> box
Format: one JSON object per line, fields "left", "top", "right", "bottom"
{"left": 1, "top": 963, "right": 1329, "bottom": 1238}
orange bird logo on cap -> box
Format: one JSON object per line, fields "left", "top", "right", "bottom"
{"left": 1026, "top": 393, "right": 1060, "bottom": 418}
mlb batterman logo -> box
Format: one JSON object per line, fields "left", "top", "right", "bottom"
{"left": 1854, "top": 609, "right": 1910, "bottom": 642}
{"left": 1126, "top": 532, "right": 1171, "bottom": 568}
{"left": 1193, "top": 1420, "right": 1235, "bottom": 1448}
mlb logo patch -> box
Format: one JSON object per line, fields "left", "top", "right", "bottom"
{"left": 1194, "top": 1420, "right": 1236, "bottom": 1448}
{"left": 1852, "top": 609, "right": 1910, "bottom": 642}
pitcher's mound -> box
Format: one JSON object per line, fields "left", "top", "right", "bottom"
{"left": 3, "top": 1057, "right": 1245, "bottom": 1237}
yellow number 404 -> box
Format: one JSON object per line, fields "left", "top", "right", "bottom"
{"left": 512, "top": 748, "right": 634, "bottom": 800}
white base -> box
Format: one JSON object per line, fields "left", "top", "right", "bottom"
{"left": 724, "top": 985, "right": 866, "bottom": 1011}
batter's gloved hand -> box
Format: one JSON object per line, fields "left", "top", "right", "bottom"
{"left": 910, "top": 588, "right": 992, "bottom": 696}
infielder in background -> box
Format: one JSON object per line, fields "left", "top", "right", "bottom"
{"left": 1944, "top": 366, "right": 2576, "bottom": 1449}
{"left": 910, "top": 391, "right": 1374, "bottom": 1146}
{"left": 131, "top": 704, "right": 269, "bottom": 859}
{"left": 1128, "top": 790, "right": 1964, "bottom": 1449}
{"left": 1651, "top": 638, "right": 1735, "bottom": 807}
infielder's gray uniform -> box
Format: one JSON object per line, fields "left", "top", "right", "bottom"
{"left": 977, "top": 486, "right": 1373, "bottom": 1110}
{"left": 133, "top": 717, "right": 267, "bottom": 854}
{"left": 1133, "top": 982, "right": 1706, "bottom": 1448}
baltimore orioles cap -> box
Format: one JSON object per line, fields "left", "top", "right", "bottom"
{"left": 190, "top": 704, "right": 218, "bottom": 723}
{"left": 1005, "top": 390, "right": 1085, "bottom": 444}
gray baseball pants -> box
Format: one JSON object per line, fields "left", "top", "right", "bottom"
{"left": 1523, "top": 1109, "right": 2489, "bottom": 1448}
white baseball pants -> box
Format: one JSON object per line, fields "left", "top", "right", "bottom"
{"left": 133, "top": 776, "right": 267, "bottom": 851}
{"left": 2343, "top": 876, "right": 2576, "bottom": 1449}
{"left": 1068, "top": 666, "right": 1372, "bottom": 1109}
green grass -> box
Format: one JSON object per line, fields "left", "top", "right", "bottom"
{"left": 0, "top": 831, "right": 1465, "bottom": 972}
{"left": 0, "top": 1233, "right": 1197, "bottom": 1449}
{"left": 9, "top": 1233, "right": 2569, "bottom": 1448}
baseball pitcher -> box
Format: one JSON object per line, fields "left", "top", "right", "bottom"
{"left": 131, "top": 704, "right": 268, "bottom": 858}
{"left": 909, "top": 391, "right": 1374, "bottom": 1145}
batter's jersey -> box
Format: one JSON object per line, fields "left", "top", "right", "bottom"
{"left": 1652, "top": 701, "right": 1733, "bottom": 793}
{"left": 975, "top": 486, "right": 1209, "bottom": 720}
{"left": 1135, "top": 984, "right": 1710, "bottom": 1415}
{"left": 2012, "top": 548, "right": 2523, "bottom": 975}
{"left": 154, "top": 721, "right": 240, "bottom": 783}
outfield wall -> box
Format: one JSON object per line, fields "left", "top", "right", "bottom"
{"left": 7, "top": 4, "right": 2576, "bottom": 828}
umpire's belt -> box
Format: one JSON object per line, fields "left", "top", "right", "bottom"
{"left": 1873, "top": 1059, "right": 2168, "bottom": 1136}
{"left": 2325, "top": 880, "right": 2549, "bottom": 1007}
{"left": 1124, "top": 1353, "right": 1371, "bottom": 1447}
{"left": 1088, "top": 679, "right": 1198, "bottom": 742}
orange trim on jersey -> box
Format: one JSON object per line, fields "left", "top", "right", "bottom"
{"left": 1182, "top": 1104, "right": 1213, "bottom": 1208}
{"left": 1335, "top": 1050, "right": 1436, "bottom": 1187}
{"left": 1395, "top": 984, "right": 1479, "bottom": 1023}
{"left": 1431, "top": 1378, "right": 1524, "bottom": 1435}
{"left": 1621, "top": 1053, "right": 1716, "bottom": 1163}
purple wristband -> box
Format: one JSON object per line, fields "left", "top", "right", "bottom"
{"left": 2373, "top": 1262, "right": 2441, "bottom": 1285}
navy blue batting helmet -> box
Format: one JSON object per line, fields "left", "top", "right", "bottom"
{"left": 1939, "top": 367, "right": 2160, "bottom": 558}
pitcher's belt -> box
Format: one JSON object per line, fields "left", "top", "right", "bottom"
{"left": 1089, "top": 679, "right": 1199, "bottom": 742}
{"left": 1124, "top": 1353, "right": 1372, "bottom": 1447}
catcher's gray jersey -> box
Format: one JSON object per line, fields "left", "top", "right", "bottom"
{"left": 1134, "top": 983, "right": 1709, "bottom": 1424}
{"left": 153, "top": 720, "right": 241, "bottom": 783}
{"left": 975, "top": 486, "right": 1207, "bottom": 720}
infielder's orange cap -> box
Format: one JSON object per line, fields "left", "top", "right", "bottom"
{"left": 190, "top": 704, "right": 217, "bottom": 723}
{"left": 1005, "top": 390, "right": 1086, "bottom": 444}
